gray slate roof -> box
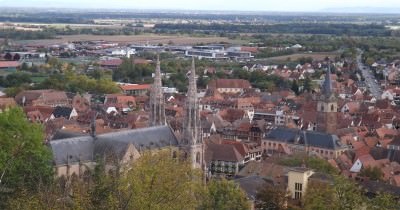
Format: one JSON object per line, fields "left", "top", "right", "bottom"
{"left": 52, "top": 130, "right": 87, "bottom": 140}
{"left": 265, "top": 127, "right": 344, "bottom": 150}
{"left": 50, "top": 126, "right": 178, "bottom": 166}
{"left": 234, "top": 176, "right": 270, "bottom": 200}
{"left": 50, "top": 136, "right": 94, "bottom": 166}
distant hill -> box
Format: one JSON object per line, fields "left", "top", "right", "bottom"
{"left": 321, "top": 7, "right": 400, "bottom": 14}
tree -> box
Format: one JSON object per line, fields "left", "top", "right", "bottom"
{"left": 4, "top": 86, "right": 26, "bottom": 97}
{"left": 331, "top": 176, "right": 363, "bottom": 210}
{"left": 13, "top": 53, "right": 20, "bottom": 61}
{"left": 359, "top": 166, "right": 383, "bottom": 181}
{"left": 2, "top": 73, "right": 32, "bottom": 88}
{"left": 0, "top": 108, "right": 53, "bottom": 207}
{"left": 47, "top": 57, "right": 59, "bottom": 67}
{"left": 199, "top": 179, "right": 250, "bottom": 210}
{"left": 365, "top": 57, "right": 375, "bottom": 66}
{"left": 303, "top": 77, "right": 312, "bottom": 92}
{"left": 303, "top": 175, "right": 363, "bottom": 210}
{"left": 255, "top": 183, "right": 288, "bottom": 210}
{"left": 7, "top": 177, "right": 94, "bottom": 210}
{"left": 120, "top": 150, "right": 202, "bottom": 210}
{"left": 4, "top": 52, "right": 12, "bottom": 60}
{"left": 368, "top": 192, "right": 398, "bottom": 210}
{"left": 303, "top": 181, "right": 337, "bottom": 210}
{"left": 291, "top": 80, "right": 299, "bottom": 95}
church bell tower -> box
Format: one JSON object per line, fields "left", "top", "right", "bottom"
{"left": 316, "top": 60, "right": 337, "bottom": 134}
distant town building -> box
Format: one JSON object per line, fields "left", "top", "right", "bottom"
{"left": 287, "top": 168, "right": 314, "bottom": 200}
{"left": 0, "top": 61, "right": 19, "bottom": 76}
{"left": 262, "top": 127, "right": 348, "bottom": 159}
{"left": 207, "top": 79, "right": 252, "bottom": 94}
{"left": 119, "top": 84, "right": 151, "bottom": 96}
{"left": 15, "top": 90, "right": 70, "bottom": 107}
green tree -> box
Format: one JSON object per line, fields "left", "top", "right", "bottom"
{"left": 199, "top": 179, "right": 250, "bottom": 210}
{"left": 47, "top": 57, "right": 59, "bottom": 67}
{"left": 365, "top": 57, "right": 375, "bottom": 66}
{"left": 255, "top": 183, "right": 288, "bottom": 210}
{"left": 0, "top": 108, "right": 53, "bottom": 206}
{"left": 359, "top": 166, "right": 383, "bottom": 181}
{"left": 304, "top": 181, "right": 337, "bottom": 210}
{"left": 367, "top": 192, "right": 398, "bottom": 210}
{"left": 2, "top": 72, "right": 32, "bottom": 87}
{"left": 121, "top": 150, "right": 202, "bottom": 210}
{"left": 291, "top": 80, "right": 299, "bottom": 95}
{"left": 303, "top": 175, "right": 363, "bottom": 210}
{"left": 303, "top": 77, "right": 312, "bottom": 92}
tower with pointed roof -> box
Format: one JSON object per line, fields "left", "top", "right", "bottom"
{"left": 149, "top": 55, "right": 166, "bottom": 126}
{"left": 181, "top": 58, "right": 204, "bottom": 170}
{"left": 316, "top": 60, "right": 337, "bottom": 134}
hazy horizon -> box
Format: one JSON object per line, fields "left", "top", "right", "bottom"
{"left": 0, "top": 0, "right": 400, "bottom": 13}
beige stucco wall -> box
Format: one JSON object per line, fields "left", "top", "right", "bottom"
{"left": 287, "top": 169, "right": 314, "bottom": 199}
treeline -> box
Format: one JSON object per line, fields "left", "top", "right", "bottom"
{"left": 0, "top": 27, "right": 151, "bottom": 40}
{"left": 0, "top": 29, "right": 57, "bottom": 40}
{"left": 155, "top": 23, "right": 392, "bottom": 36}
{"left": 1, "top": 10, "right": 399, "bottom": 24}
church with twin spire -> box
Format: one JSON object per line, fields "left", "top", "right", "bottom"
{"left": 149, "top": 56, "right": 204, "bottom": 170}
{"left": 50, "top": 56, "right": 205, "bottom": 178}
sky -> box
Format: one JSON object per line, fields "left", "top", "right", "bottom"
{"left": 0, "top": 0, "right": 400, "bottom": 12}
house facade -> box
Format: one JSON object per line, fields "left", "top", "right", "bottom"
{"left": 262, "top": 127, "right": 348, "bottom": 159}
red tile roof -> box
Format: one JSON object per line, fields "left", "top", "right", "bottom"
{"left": 221, "top": 140, "right": 248, "bottom": 157}
{"left": 241, "top": 46, "right": 258, "bottom": 53}
{"left": 208, "top": 79, "right": 251, "bottom": 89}
{"left": 0, "top": 98, "right": 16, "bottom": 109}
{"left": 119, "top": 84, "right": 151, "bottom": 91}
{"left": 99, "top": 58, "right": 150, "bottom": 67}
{"left": 0, "top": 61, "right": 19, "bottom": 68}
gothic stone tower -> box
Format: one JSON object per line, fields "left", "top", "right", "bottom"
{"left": 316, "top": 61, "right": 337, "bottom": 134}
{"left": 181, "top": 58, "right": 204, "bottom": 170}
{"left": 149, "top": 55, "right": 166, "bottom": 126}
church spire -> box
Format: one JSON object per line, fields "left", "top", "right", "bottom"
{"left": 149, "top": 54, "right": 166, "bottom": 126}
{"left": 183, "top": 57, "right": 200, "bottom": 144}
{"left": 322, "top": 61, "right": 333, "bottom": 97}
{"left": 181, "top": 58, "right": 203, "bottom": 170}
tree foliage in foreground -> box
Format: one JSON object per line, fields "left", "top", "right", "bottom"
{"left": 198, "top": 179, "right": 250, "bottom": 210}
{"left": 304, "top": 175, "right": 398, "bottom": 210}
{"left": 255, "top": 183, "right": 288, "bottom": 210}
{"left": 0, "top": 108, "right": 53, "bottom": 208}
{"left": 5, "top": 150, "right": 250, "bottom": 210}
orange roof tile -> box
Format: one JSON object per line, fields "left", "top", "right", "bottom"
{"left": 119, "top": 84, "right": 151, "bottom": 91}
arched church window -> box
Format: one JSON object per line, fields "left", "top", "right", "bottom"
{"left": 331, "top": 104, "right": 335, "bottom": 111}
{"left": 321, "top": 105, "right": 324, "bottom": 111}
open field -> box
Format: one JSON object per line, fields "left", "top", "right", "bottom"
{"left": 16, "top": 34, "right": 244, "bottom": 46}
{"left": 260, "top": 52, "right": 340, "bottom": 61}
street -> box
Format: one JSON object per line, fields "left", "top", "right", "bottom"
{"left": 356, "top": 49, "right": 383, "bottom": 99}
